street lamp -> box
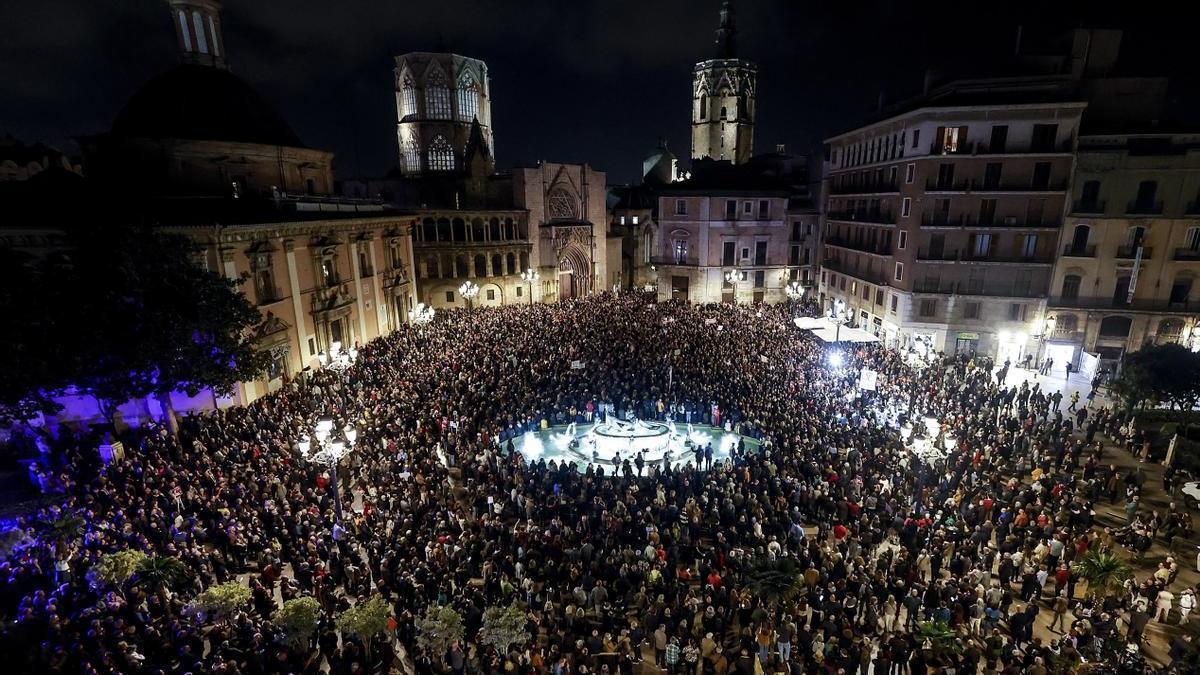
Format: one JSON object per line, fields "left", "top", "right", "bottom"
{"left": 297, "top": 417, "right": 357, "bottom": 522}
{"left": 412, "top": 303, "right": 435, "bottom": 325}
{"left": 1039, "top": 315, "right": 1057, "bottom": 372}
{"left": 458, "top": 281, "right": 480, "bottom": 310}
{"left": 520, "top": 268, "right": 539, "bottom": 306}
{"left": 831, "top": 299, "right": 848, "bottom": 342}
{"left": 786, "top": 280, "right": 804, "bottom": 301}
{"left": 317, "top": 341, "right": 358, "bottom": 373}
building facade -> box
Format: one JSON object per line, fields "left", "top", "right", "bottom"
{"left": 1046, "top": 133, "right": 1200, "bottom": 372}
{"left": 395, "top": 52, "right": 495, "bottom": 176}
{"left": 691, "top": 1, "right": 756, "bottom": 165}
{"left": 820, "top": 103, "right": 1085, "bottom": 361}
{"left": 411, "top": 209, "right": 532, "bottom": 309}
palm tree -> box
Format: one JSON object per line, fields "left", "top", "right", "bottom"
{"left": 1071, "top": 549, "right": 1132, "bottom": 598}
{"left": 743, "top": 556, "right": 805, "bottom": 606}
{"left": 134, "top": 556, "right": 193, "bottom": 610}
{"left": 916, "top": 620, "right": 963, "bottom": 663}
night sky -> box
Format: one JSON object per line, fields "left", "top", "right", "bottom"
{"left": 1, "top": 0, "right": 1196, "bottom": 185}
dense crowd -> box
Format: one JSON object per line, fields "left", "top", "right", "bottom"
{"left": 0, "top": 293, "right": 1196, "bottom": 674}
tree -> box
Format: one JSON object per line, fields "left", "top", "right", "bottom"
{"left": 91, "top": 549, "right": 148, "bottom": 593}
{"left": 478, "top": 602, "right": 531, "bottom": 656}
{"left": 188, "top": 581, "right": 252, "bottom": 626}
{"left": 65, "top": 226, "right": 270, "bottom": 431}
{"left": 134, "top": 555, "right": 193, "bottom": 610}
{"left": 45, "top": 514, "right": 83, "bottom": 550}
{"left": 336, "top": 596, "right": 392, "bottom": 660}
{"left": 743, "top": 556, "right": 805, "bottom": 606}
{"left": 415, "top": 604, "right": 465, "bottom": 662}
{"left": 915, "top": 620, "right": 963, "bottom": 662}
{"left": 1071, "top": 549, "right": 1133, "bottom": 598}
{"left": 1112, "top": 344, "right": 1200, "bottom": 427}
{"left": 274, "top": 597, "right": 322, "bottom": 650}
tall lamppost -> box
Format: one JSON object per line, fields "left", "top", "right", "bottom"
{"left": 786, "top": 280, "right": 804, "bottom": 301}
{"left": 458, "top": 281, "right": 480, "bottom": 310}
{"left": 412, "top": 303, "right": 435, "bottom": 324}
{"left": 521, "top": 268, "right": 539, "bottom": 305}
{"left": 317, "top": 341, "right": 358, "bottom": 373}
{"left": 831, "top": 298, "right": 848, "bottom": 342}
{"left": 297, "top": 417, "right": 357, "bottom": 522}
{"left": 725, "top": 269, "right": 746, "bottom": 303}
{"left": 1039, "top": 315, "right": 1057, "bottom": 371}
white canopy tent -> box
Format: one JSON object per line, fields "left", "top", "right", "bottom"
{"left": 794, "top": 316, "right": 880, "bottom": 344}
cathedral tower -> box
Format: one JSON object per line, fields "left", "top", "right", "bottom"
{"left": 691, "top": 1, "right": 756, "bottom": 164}
{"left": 166, "top": 0, "right": 227, "bottom": 69}
{"left": 394, "top": 52, "right": 494, "bottom": 176}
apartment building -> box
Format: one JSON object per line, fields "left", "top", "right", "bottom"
{"left": 1046, "top": 133, "right": 1200, "bottom": 372}
{"left": 820, "top": 103, "right": 1084, "bottom": 360}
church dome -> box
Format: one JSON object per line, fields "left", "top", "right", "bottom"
{"left": 111, "top": 64, "right": 305, "bottom": 147}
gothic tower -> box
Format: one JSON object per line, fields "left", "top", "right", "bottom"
{"left": 166, "top": 0, "right": 227, "bottom": 69}
{"left": 394, "top": 52, "right": 494, "bottom": 176}
{"left": 691, "top": 1, "right": 757, "bottom": 164}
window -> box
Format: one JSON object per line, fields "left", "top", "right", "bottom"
{"left": 492, "top": 254, "right": 502, "bottom": 276}
{"left": 400, "top": 81, "right": 418, "bottom": 118}
{"left": 474, "top": 255, "right": 487, "bottom": 277}
{"left": 1061, "top": 274, "right": 1081, "bottom": 299}
{"left": 178, "top": 11, "right": 192, "bottom": 50}
{"left": 358, "top": 250, "right": 372, "bottom": 277}
{"left": 983, "top": 163, "right": 1002, "bottom": 189}
{"left": 1169, "top": 275, "right": 1193, "bottom": 305}
{"left": 989, "top": 125, "right": 1008, "bottom": 153}
{"left": 675, "top": 199, "right": 687, "bottom": 215}
{"left": 619, "top": 216, "right": 626, "bottom": 225}
{"left": 673, "top": 239, "right": 688, "bottom": 264}
{"left": 743, "top": 201, "right": 753, "bottom": 214}
{"left": 912, "top": 129, "right": 920, "bottom": 149}
{"left": 979, "top": 198, "right": 997, "bottom": 225}
{"left": 425, "top": 74, "right": 452, "bottom": 119}
{"left": 972, "top": 233, "right": 992, "bottom": 257}
{"left": 935, "top": 162, "right": 955, "bottom": 189}
{"left": 754, "top": 241, "right": 767, "bottom": 265}
{"left": 699, "top": 94, "right": 707, "bottom": 120}
{"left": 741, "top": 247, "right": 749, "bottom": 260}
{"left": 1008, "top": 303, "right": 1027, "bottom": 321}
{"left": 486, "top": 289, "right": 496, "bottom": 301}
{"left": 875, "top": 289, "right": 884, "bottom": 305}
{"left": 753, "top": 271, "right": 765, "bottom": 288}
{"left": 862, "top": 284, "right": 871, "bottom": 300}
{"left": 936, "top": 126, "right": 964, "bottom": 154}
{"left": 1127, "top": 225, "right": 1147, "bottom": 247}
{"left": 890, "top": 295, "right": 898, "bottom": 312}
{"left": 631, "top": 216, "right": 639, "bottom": 225}
{"left": 1133, "top": 180, "right": 1158, "bottom": 212}
{"left": 919, "top": 298, "right": 937, "bottom": 317}
{"left": 905, "top": 163, "right": 915, "bottom": 184}
{"left": 894, "top": 262, "right": 904, "bottom": 281}
{"left": 964, "top": 301, "right": 981, "bottom": 319}
{"left": 402, "top": 136, "right": 420, "bottom": 172}
{"left": 1030, "top": 124, "right": 1058, "bottom": 152}
{"left": 898, "top": 230, "right": 908, "bottom": 250}
{"left": 1021, "top": 234, "right": 1038, "bottom": 259}
{"left": 321, "top": 257, "right": 338, "bottom": 286}
{"left": 192, "top": 11, "right": 208, "bottom": 53}
{"left": 428, "top": 135, "right": 455, "bottom": 171}
{"left": 445, "top": 291, "right": 455, "bottom": 302}
{"left": 456, "top": 74, "right": 479, "bottom": 121}
{"left": 850, "top": 281, "right": 857, "bottom": 294}
{"left": 723, "top": 241, "right": 736, "bottom": 266}
{"left": 516, "top": 286, "right": 523, "bottom": 297}
{"left": 308, "top": 337, "right": 316, "bottom": 356}
{"left": 1185, "top": 226, "right": 1200, "bottom": 251}
{"left": 719, "top": 106, "right": 727, "bottom": 120}
{"left": 252, "top": 253, "right": 274, "bottom": 302}
{"left": 803, "top": 248, "right": 810, "bottom": 264}
{"left": 901, "top": 197, "right": 912, "bottom": 218}
{"left": 1032, "top": 162, "right": 1051, "bottom": 190}
{"left": 789, "top": 245, "right": 799, "bottom": 266}
{"left": 726, "top": 199, "right": 737, "bottom": 219}
{"left": 758, "top": 200, "right": 769, "bottom": 219}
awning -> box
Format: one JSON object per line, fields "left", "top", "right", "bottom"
{"left": 794, "top": 316, "right": 880, "bottom": 343}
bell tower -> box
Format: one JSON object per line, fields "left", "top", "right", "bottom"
{"left": 691, "top": 1, "right": 757, "bottom": 164}
{"left": 167, "top": 0, "right": 227, "bottom": 69}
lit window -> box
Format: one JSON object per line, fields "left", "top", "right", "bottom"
{"left": 425, "top": 73, "right": 452, "bottom": 119}
{"left": 400, "top": 80, "right": 417, "bottom": 118}
{"left": 456, "top": 74, "right": 479, "bottom": 121}
{"left": 428, "top": 135, "right": 454, "bottom": 171}
{"left": 631, "top": 216, "right": 639, "bottom": 225}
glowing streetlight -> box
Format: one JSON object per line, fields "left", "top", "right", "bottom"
{"left": 520, "top": 268, "right": 539, "bottom": 305}
{"left": 458, "top": 280, "right": 480, "bottom": 310}
{"left": 297, "top": 417, "right": 358, "bottom": 522}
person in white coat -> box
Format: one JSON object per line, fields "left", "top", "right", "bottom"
{"left": 1179, "top": 588, "right": 1196, "bottom": 625}
{"left": 1155, "top": 588, "right": 1175, "bottom": 622}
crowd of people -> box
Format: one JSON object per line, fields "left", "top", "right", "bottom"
{"left": 0, "top": 292, "right": 1196, "bottom": 674}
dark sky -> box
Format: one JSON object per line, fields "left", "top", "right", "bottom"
{"left": 1, "top": 0, "right": 1196, "bottom": 185}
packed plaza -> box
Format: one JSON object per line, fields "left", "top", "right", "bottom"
{"left": 0, "top": 294, "right": 1196, "bottom": 674}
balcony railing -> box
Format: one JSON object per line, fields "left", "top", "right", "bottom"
{"left": 921, "top": 213, "right": 1061, "bottom": 229}
{"left": 925, "top": 179, "right": 970, "bottom": 192}
{"left": 822, "top": 258, "right": 891, "bottom": 286}
{"left": 1126, "top": 201, "right": 1164, "bottom": 215}
{"left": 929, "top": 138, "right": 1074, "bottom": 156}
{"left": 1174, "top": 247, "right": 1200, "bottom": 261}
{"left": 1048, "top": 296, "right": 1200, "bottom": 312}
{"left": 1115, "top": 245, "right": 1153, "bottom": 259}
{"left": 829, "top": 180, "right": 898, "bottom": 195}
{"left": 1061, "top": 245, "right": 1097, "bottom": 257}
{"left": 960, "top": 252, "right": 1055, "bottom": 264}
{"left": 650, "top": 255, "right": 696, "bottom": 267}
{"left": 912, "top": 280, "right": 1044, "bottom": 298}
{"left": 823, "top": 237, "right": 891, "bottom": 256}
{"left": 916, "top": 247, "right": 958, "bottom": 261}
{"left": 926, "top": 179, "right": 1068, "bottom": 193}
{"left": 1071, "top": 200, "right": 1106, "bottom": 215}
{"left": 826, "top": 210, "right": 895, "bottom": 225}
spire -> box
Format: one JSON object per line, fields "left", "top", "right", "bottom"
{"left": 166, "top": 0, "right": 227, "bottom": 69}
{"left": 714, "top": 1, "right": 737, "bottom": 59}
{"left": 464, "top": 117, "right": 494, "bottom": 177}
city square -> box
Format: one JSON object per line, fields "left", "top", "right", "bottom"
{"left": 2, "top": 1, "right": 1200, "bottom": 674}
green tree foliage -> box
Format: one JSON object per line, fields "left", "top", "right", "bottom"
{"left": 0, "top": 225, "right": 270, "bottom": 430}
{"left": 1110, "top": 344, "right": 1200, "bottom": 425}
{"left": 915, "top": 620, "right": 963, "bottom": 660}
{"left": 189, "top": 581, "right": 252, "bottom": 625}
{"left": 336, "top": 597, "right": 392, "bottom": 659}
{"left": 1071, "top": 549, "right": 1133, "bottom": 598}
{"left": 134, "top": 555, "right": 193, "bottom": 609}
{"left": 415, "top": 604, "right": 465, "bottom": 661}
{"left": 743, "top": 556, "right": 805, "bottom": 605}
{"left": 274, "top": 597, "right": 322, "bottom": 650}
{"left": 478, "top": 603, "right": 531, "bottom": 656}
{"left": 92, "top": 549, "right": 148, "bottom": 589}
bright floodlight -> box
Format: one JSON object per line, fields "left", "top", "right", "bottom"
{"left": 828, "top": 352, "right": 844, "bottom": 368}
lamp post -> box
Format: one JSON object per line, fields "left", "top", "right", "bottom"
{"left": 1039, "top": 315, "right": 1057, "bottom": 372}
{"left": 316, "top": 341, "right": 358, "bottom": 373}
{"left": 297, "top": 417, "right": 357, "bottom": 522}
{"left": 724, "top": 269, "right": 746, "bottom": 303}
{"left": 520, "top": 268, "right": 539, "bottom": 305}
{"left": 458, "top": 281, "right": 480, "bottom": 310}
{"left": 412, "top": 303, "right": 435, "bottom": 325}
{"left": 786, "top": 280, "right": 804, "bottom": 301}
{"left": 831, "top": 299, "right": 848, "bottom": 342}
